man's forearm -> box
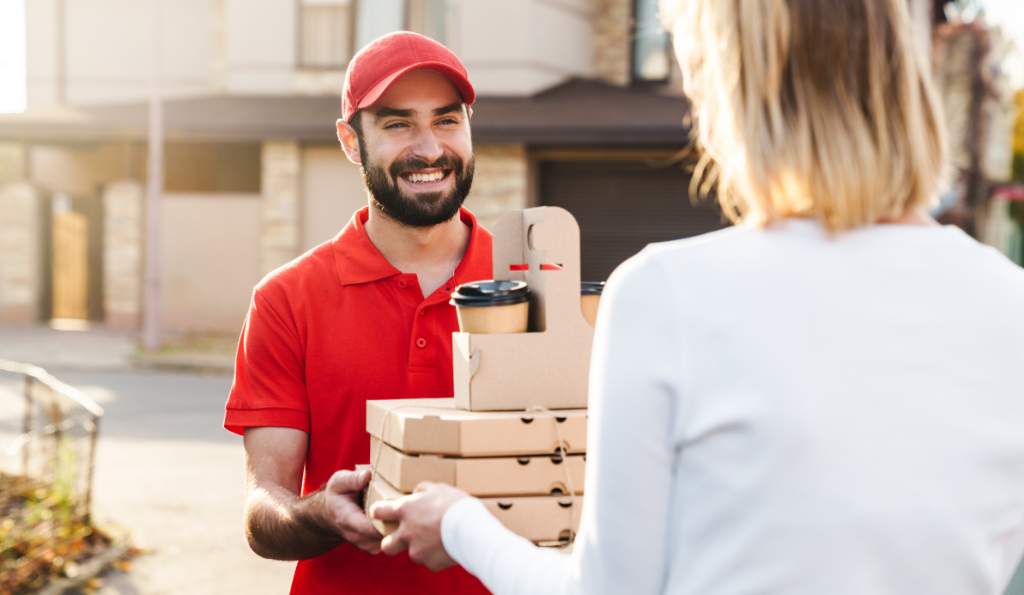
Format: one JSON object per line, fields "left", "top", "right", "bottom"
{"left": 245, "top": 483, "right": 341, "bottom": 560}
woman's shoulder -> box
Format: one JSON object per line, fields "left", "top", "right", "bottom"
{"left": 622, "top": 224, "right": 763, "bottom": 277}
{"left": 603, "top": 225, "right": 759, "bottom": 299}
{"left": 643, "top": 224, "right": 758, "bottom": 258}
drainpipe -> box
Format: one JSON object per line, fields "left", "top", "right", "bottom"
{"left": 142, "top": 0, "right": 163, "bottom": 351}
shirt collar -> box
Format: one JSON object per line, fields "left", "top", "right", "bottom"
{"left": 331, "top": 206, "right": 491, "bottom": 287}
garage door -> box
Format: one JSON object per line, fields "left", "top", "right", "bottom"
{"left": 538, "top": 160, "right": 728, "bottom": 282}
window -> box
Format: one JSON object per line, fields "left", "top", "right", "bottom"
{"left": 298, "top": 0, "right": 448, "bottom": 70}
{"left": 299, "top": 0, "right": 355, "bottom": 69}
{"left": 632, "top": 0, "right": 672, "bottom": 83}
{"left": 406, "top": 0, "right": 449, "bottom": 44}
{"left": 355, "top": 0, "right": 405, "bottom": 49}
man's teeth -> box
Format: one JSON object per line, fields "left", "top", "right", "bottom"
{"left": 406, "top": 171, "right": 445, "bottom": 183}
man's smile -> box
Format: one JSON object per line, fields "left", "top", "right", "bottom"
{"left": 397, "top": 167, "right": 453, "bottom": 191}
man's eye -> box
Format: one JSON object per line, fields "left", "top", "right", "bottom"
{"left": 437, "top": 118, "right": 459, "bottom": 126}
{"left": 384, "top": 122, "right": 408, "bottom": 130}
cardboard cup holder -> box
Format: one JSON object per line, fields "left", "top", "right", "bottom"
{"left": 453, "top": 207, "right": 596, "bottom": 411}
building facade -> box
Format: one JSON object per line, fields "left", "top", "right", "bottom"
{"left": 0, "top": 0, "right": 933, "bottom": 336}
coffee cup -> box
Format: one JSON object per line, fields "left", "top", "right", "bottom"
{"left": 580, "top": 281, "right": 604, "bottom": 327}
{"left": 450, "top": 280, "right": 530, "bottom": 333}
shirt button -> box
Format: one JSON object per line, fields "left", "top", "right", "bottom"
{"left": 398, "top": 279, "right": 408, "bottom": 289}
{"left": 415, "top": 337, "right": 427, "bottom": 348}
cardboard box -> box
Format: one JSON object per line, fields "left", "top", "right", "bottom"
{"left": 370, "top": 437, "right": 585, "bottom": 496}
{"left": 362, "top": 468, "right": 398, "bottom": 537}
{"left": 366, "top": 475, "right": 581, "bottom": 544}
{"left": 366, "top": 398, "right": 587, "bottom": 456}
{"left": 453, "top": 207, "right": 595, "bottom": 411}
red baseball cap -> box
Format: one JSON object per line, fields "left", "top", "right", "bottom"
{"left": 341, "top": 31, "right": 476, "bottom": 123}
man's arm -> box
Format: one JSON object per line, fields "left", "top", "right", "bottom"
{"left": 243, "top": 426, "right": 382, "bottom": 560}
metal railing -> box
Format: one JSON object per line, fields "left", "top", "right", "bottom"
{"left": 0, "top": 359, "right": 103, "bottom": 522}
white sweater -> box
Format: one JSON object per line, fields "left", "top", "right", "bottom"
{"left": 442, "top": 219, "right": 1024, "bottom": 595}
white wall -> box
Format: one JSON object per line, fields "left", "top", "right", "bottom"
{"left": 453, "top": 0, "right": 594, "bottom": 95}
{"left": 26, "top": 0, "right": 215, "bottom": 106}
{"left": 159, "top": 193, "right": 262, "bottom": 333}
{"left": 25, "top": 0, "right": 59, "bottom": 107}
{"left": 301, "top": 146, "right": 367, "bottom": 251}
{"left": 223, "top": 0, "right": 297, "bottom": 93}
{"left": 26, "top": 0, "right": 598, "bottom": 105}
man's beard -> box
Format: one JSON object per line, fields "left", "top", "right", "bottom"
{"left": 362, "top": 150, "right": 475, "bottom": 228}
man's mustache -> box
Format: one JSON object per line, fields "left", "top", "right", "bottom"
{"left": 389, "top": 154, "right": 462, "bottom": 178}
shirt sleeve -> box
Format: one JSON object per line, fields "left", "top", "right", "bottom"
{"left": 441, "top": 249, "right": 683, "bottom": 594}
{"left": 224, "top": 284, "right": 310, "bottom": 435}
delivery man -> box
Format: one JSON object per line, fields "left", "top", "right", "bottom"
{"left": 223, "top": 32, "right": 492, "bottom": 594}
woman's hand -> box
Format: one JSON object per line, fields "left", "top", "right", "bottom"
{"left": 369, "top": 482, "right": 470, "bottom": 571}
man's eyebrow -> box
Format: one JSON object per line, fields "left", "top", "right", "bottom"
{"left": 372, "top": 103, "right": 462, "bottom": 120}
{"left": 432, "top": 102, "right": 463, "bottom": 116}
{"left": 373, "top": 107, "right": 414, "bottom": 119}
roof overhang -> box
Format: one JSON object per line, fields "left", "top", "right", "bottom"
{"left": 0, "top": 79, "right": 691, "bottom": 147}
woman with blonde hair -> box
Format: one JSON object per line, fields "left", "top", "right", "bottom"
{"left": 371, "top": 1, "right": 1024, "bottom": 593}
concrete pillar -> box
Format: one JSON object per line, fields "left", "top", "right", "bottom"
{"left": 0, "top": 182, "right": 41, "bottom": 323}
{"left": 103, "top": 180, "right": 144, "bottom": 329}
{"left": 470, "top": 144, "right": 529, "bottom": 231}
{"left": 261, "top": 141, "right": 302, "bottom": 274}
{"left": 0, "top": 143, "right": 27, "bottom": 185}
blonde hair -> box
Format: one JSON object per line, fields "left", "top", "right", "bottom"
{"left": 665, "top": 0, "right": 949, "bottom": 230}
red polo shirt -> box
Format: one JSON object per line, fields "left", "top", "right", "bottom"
{"left": 225, "top": 206, "right": 492, "bottom": 595}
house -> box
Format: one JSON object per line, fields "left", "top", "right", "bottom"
{"left": 0, "top": 0, "right": 935, "bottom": 336}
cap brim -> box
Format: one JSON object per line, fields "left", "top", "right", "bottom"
{"left": 355, "top": 61, "right": 476, "bottom": 116}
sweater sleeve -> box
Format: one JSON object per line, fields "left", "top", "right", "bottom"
{"left": 441, "top": 249, "right": 684, "bottom": 594}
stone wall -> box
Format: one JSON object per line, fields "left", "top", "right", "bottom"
{"left": 261, "top": 141, "right": 302, "bottom": 274}
{"left": 470, "top": 144, "right": 529, "bottom": 231}
{"left": 0, "top": 181, "right": 41, "bottom": 323}
{"left": 593, "top": 0, "right": 632, "bottom": 86}
{"left": 102, "top": 180, "right": 143, "bottom": 329}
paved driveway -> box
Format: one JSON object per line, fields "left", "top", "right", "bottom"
{"left": 84, "top": 369, "right": 295, "bottom": 594}
{"left": 8, "top": 366, "right": 295, "bottom": 594}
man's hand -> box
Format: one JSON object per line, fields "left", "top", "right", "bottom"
{"left": 316, "top": 468, "right": 382, "bottom": 554}
{"left": 370, "top": 482, "right": 469, "bottom": 572}
{"left": 243, "top": 427, "right": 382, "bottom": 560}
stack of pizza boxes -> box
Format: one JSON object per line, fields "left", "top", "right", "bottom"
{"left": 365, "top": 207, "right": 594, "bottom": 546}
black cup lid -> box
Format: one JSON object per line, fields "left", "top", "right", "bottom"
{"left": 451, "top": 280, "right": 530, "bottom": 307}
{"left": 581, "top": 281, "right": 605, "bottom": 296}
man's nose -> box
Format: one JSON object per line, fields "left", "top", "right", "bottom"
{"left": 409, "top": 128, "right": 444, "bottom": 164}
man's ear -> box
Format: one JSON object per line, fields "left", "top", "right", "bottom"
{"left": 466, "top": 105, "right": 473, "bottom": 119}
{"left": 337, "top": 119, "right": 362, "bottom": 166}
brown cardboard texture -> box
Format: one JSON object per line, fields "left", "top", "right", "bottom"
{"left": 453, "top": 207, "right": 595, "bottom": 410}
{"left": 366, "top": 475, "right": 581, "bottom": 544}
{"left": 370, "top": 437, "right": 585, "bottom": 496}
{"left": 366, "top": 398, "right": 586, "bottom": 456}
{"left": 364, "top": 472, "right": 400, "bottom": 537}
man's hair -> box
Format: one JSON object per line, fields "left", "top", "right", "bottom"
{"left": 348, "top": 110, "right": 368, "bottom": 164}
{"left": 666, "top": 0, "right": 948, "bottom": 230}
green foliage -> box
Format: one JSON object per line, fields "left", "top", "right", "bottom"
{"left": 1013, "top": 90, "right": 1024, "bottom": 181}
{"left": 0, "top": 439, "right": 110, "bottom": 594}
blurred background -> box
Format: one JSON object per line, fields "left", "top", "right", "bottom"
{"left": 0, "top": 0, "right": 1022, "bottom": 593}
